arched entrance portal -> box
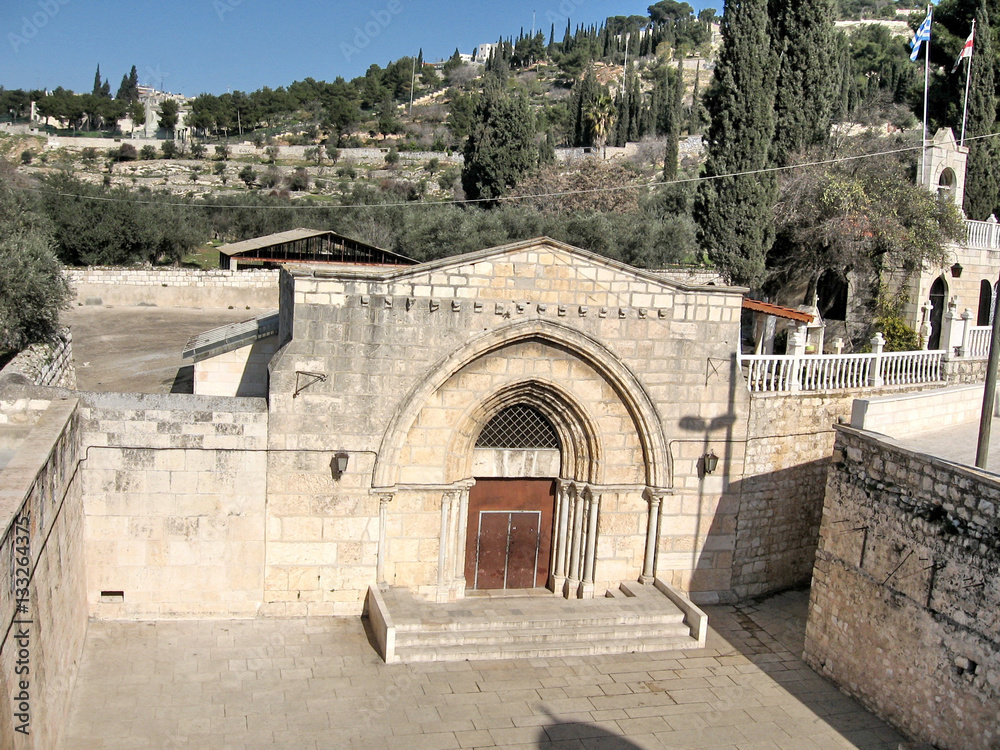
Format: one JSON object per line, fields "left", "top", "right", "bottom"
{"left": 465, "top": 405, "right": 559, "bottom": 591}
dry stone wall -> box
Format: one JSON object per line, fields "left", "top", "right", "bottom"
{"left": 0, "top": 330, "right": 76, "bottom": 390}
{"left": 805, "top": 427, "right": 1000, "bottom": 749}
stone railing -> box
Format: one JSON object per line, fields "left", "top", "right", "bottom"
{"left": 965, "top": 217, "right": 1000, "bottom": 250}
{"left": 740, "top": 336, "right": 945, "bottom": 393}
{"left": 965, "top": 325, "right": 992, "bottom": 358}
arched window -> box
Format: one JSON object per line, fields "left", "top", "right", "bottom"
{"left": 938, "top": 167, "right": 957, "bottom": 203}
{"left": 979, "top": 279, "right": 994, "bottom": 326}
{"left": 476, "top": 405, "right": 560, "bottom": 450}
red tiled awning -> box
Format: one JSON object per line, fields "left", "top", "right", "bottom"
{"left": 742, "top": 299, "right": 815, "bottom": 323}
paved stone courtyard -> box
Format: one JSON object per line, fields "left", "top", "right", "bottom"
{"left": 62, "top": 589, "right": 906, "bottom": 750}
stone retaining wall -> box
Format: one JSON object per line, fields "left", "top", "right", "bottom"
{"left": 734, "top": 385, "right": 930, "bottom": 599}
{"left": 805, "top": 426, "right": 1000, "bottom": 749}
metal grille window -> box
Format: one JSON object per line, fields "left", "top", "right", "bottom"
{"left": 476, "top": 405, "right": 560, "bottom": 449}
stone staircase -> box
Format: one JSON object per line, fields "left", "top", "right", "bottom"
{"left": 365, "top": 579, "right": 708, "bottom": 664}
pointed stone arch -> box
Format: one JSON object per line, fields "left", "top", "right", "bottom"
{"left": 372, "top": 319, "right": 670, "bottom": 489}
{"left": 445, "top": 378, "right": 603, "bottom": 484}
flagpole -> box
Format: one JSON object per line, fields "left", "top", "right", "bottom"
{"left": 961, "top": 19, "right": 975, "bottom": 147}
{"left": 921, "top": 4, "right": 931, "bottom": 186}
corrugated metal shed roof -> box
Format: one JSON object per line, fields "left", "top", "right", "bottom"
{"left": 218, "top": 229, "right": 332, "bottom": 257}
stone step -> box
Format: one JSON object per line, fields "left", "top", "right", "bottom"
{"left": 396, "top": 621, "right": 693, "bottom": 649}
{"left": 394, "top": 634, "right": 700, "bottom": 663}
{"left": 393, "top": 607, "right": 686, "bottom": 633}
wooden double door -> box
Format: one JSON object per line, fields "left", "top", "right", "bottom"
{"left": 464, "top": 479, "right": 555, "bottom": 590}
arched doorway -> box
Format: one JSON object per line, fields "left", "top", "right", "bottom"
{"left": 465, "top": 405, "right": 560, "bottom": 590}
{"left": 979, "top": 279, "right": 994, "bottom": 326}
{"left": 929, "top": 276, "right": 948, "bottom": 350}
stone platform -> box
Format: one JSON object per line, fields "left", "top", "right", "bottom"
{"left": 374, "top": 580, "right": 706, "bottom": 663}
{"left": 61, "top": 588, "right": 908, "bottom": 749}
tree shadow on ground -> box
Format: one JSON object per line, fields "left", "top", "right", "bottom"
{"left": 536, "top": 708, "right": 647, "bottom": 749}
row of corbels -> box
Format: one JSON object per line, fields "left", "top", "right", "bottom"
{"left": 358, "top": 295, "right": 667, "bottom": 319}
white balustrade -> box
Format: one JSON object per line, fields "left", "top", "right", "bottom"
{"left": 966, "top": 326, "right": 993, "bottom": 358}
{"left": 739, "top": 349, "right": 945, "bottom": 393}
{"left": 965, "top": 217, "right": 1000, "bottom": 250}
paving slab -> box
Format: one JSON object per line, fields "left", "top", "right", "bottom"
{"left": 61, "top": 590, "right": 908, "bottom": 750}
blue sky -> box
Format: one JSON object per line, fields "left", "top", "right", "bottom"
{"left": 1, "top": 0, "right": 718, "bottom": 96}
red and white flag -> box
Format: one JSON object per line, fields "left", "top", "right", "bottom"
{"left": 952, "top": 26, "right": 975, "bottom": 73}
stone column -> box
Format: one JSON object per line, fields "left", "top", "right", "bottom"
{"left": 640, "top": 490, "right": 664, "bottom": 584}
{"left": 564, "top": 483, "right": 585, "bottom": 598}
{"left": 580, "top": 488, "right": 601, "bottom": 598}
{"left": 549, "top": 481, "right": 572, "bottom": 594}
{"left": 452, "top": 483, "right": 472, "bottom": 599}
{"left": 376, "top": 492, "right": 394, "bottom": 586}
{"left": 437, "top": 490, "right": 457, "bottom": 602}
{"left": 788, "top": 323, "right": 808, "bottom": 392}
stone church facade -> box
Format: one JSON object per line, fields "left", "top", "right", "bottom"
{"left": 261, "top": 237, "right": 749, "bottom": 612}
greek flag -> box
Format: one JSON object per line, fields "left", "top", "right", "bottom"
{"left": 910, "top": 9, "right": 932, "bottom": 62}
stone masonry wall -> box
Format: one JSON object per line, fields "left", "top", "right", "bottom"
{"left": 66, "top": 267, "right": 279, "bottom": 309}
{"left": 0, "top": 399, "right": 88, "bottom": 750}
{"left": 266, "top": 241, "right": 750, "bottom": 613}
{"left": 0, "top": 330, "right": 76, "bottom": 390}
{"left": 805, "top": 427, "right": 999, "bottom": 749}
{"left": 77, "top": 392, "right": 268, "bottom": 619}
{"left": 734, "top": 386, "right": 929, "bottom": 600}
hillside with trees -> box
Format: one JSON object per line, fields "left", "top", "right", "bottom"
{"left": 0, "top": 0, "right": 986, "bottom": 352}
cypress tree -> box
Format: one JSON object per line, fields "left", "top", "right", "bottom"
{"left": 693, "top": 0, "right": 777, "bottom": 289}
{"left": 461, "top": 77, "right": 537, "bottom": 202}
{"left": 93, "top": 65, "right": 103, "bottom": 97}
{"left": 964, "top": 1, "right": 1000, "bottom": 220}
{"left": 770, "top": 0, "right": 836, "bottom": 165}
{"left": 664, "top": 59, "right": 684, "bottom": 181}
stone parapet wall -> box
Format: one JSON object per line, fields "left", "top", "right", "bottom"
{"left": 0, "top": 399, "right": 88, "bottom": 750}
{"left": 852, "top": 384, "right": 989, "bottom": 437}
{"left": 66, "top": 267, "right": 279, "bottom": 309}
{"left": 805, "top": 426, "right": 999, "bottom": 749}
{"left": 77, "top": 392, "right": 269, "bottom": 619}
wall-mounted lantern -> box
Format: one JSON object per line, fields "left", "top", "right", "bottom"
{"left": 951, "top": 263, "right": 964, "bottom": 278}
{"left": 703, "top": 450, "right": 719, "bottom": 475}
{"left": 332, "top": 452, "right": 350, "bottom": 479}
